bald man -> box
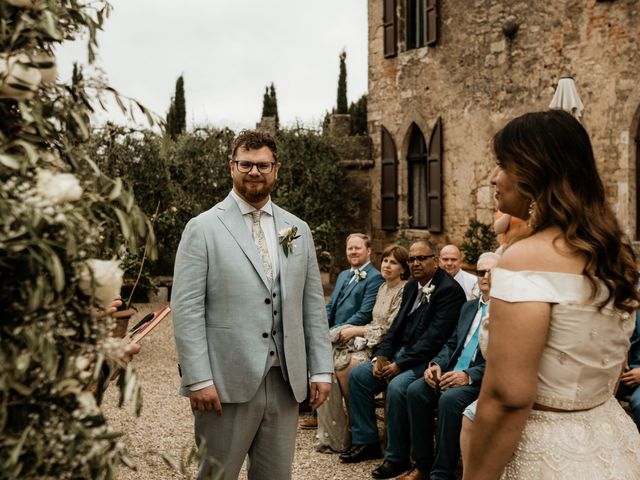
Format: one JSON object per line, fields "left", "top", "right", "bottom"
{"left": 438, "top": 245, "right": 477, "bottom": 301}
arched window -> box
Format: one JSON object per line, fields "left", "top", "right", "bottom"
{"left": 381, "top": 127, "right": 398, "bottom": 230}
{"left": 406, "top": 118, "right": 443, "bottom": 231}
{"left": 407, "top": 123, "right": 428, "bottom": 228}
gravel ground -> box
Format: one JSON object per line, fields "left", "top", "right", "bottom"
{"left": 102, "top": 303, "right": 382, "bottom": 480}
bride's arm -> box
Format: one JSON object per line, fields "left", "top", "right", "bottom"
{"left": 463, "top": 262, "right": 551, "bottom": 479}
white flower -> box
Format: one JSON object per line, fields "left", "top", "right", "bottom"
{"left": 354, "top": 269, "right": 367, "bottom": 281}
{"left": 78, "top": 259, "right": 123, "bottom": 309}
{"left": 278, "top": 225, "right": 300, "bottom": 257}
{"left": 36, "top": 169, "right": 83, "bottom": 204}
{"left": 421, "top": 284, "right": 436, "bottom": 303}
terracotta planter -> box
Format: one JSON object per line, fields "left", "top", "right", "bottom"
{"left": 111, "top": 308, "right": 136, "bottom": 338}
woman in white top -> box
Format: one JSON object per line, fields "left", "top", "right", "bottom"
{"left": 462, "top": 110, "right": 640, "bottom": 479}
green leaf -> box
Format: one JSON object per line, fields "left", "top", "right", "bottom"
{"left": 6, "top": 425, "right": 30, "bottom": 467}
{"left": 161, "top": 453, "right": 181, "bottom": 471}
{"left": 108, "top": 178, "right": 122, "bottom": 200}
{"left": 48, "top": 251, "right": 65, "bottom": 293}
{"left": 113, "top": 207, "right": 133, "bottom": 241}
{"left": 39, "top": 10, "right": 63, "bottom": 41}
{"left": 70, "top": 111, "right": 90, "bottom": 139}
{"left": 0, "top": 154, "right": 21, "bottom": 170}
{"left": 136, "top": 101, "right": 154, "bottom": 127}
{"left": 12, "top": 140, "right": 39, "bottom": 164}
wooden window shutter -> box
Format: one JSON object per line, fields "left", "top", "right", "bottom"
{"left": 383, "top": 0, "right": 397, "bottom": 58}
{"left": 381, "top": 127, "right": 398, "bottom": 230}
{"left": 425, "top": 0, "right": 438, "bottom": 46}
{"left": 426, "top": 117, "right": 443, "bottom": 232}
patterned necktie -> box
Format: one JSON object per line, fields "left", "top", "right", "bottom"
{"left": 454, "top": 302, "right": 488, "bottom": 371}
{"left": 250, "top": 210, "right": 272, "bottom": 280}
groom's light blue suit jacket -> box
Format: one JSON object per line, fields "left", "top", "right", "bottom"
{"left": 171, "top": 194, "right": 333, "bottom": 403}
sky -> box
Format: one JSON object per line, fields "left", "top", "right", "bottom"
{"left": 57, "top": 0, "right": 369, "bottom": 131}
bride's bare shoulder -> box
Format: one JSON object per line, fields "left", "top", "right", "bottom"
{"left": 499, "top": 229, "right": 586, "bottom": 274}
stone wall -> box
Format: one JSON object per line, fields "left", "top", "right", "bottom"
{"left": 367, "top": 0, "right": 640, "bottom": 254}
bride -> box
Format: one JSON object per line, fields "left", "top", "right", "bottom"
{"left": 462, "top": 110, "right": 640, "bottom": 479}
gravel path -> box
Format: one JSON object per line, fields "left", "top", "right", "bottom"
{"left": 103, "top": 303, "right": 381, "bottom": 479}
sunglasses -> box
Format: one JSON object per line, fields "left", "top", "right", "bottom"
{"left": 407, "top": 255, "right": 434, "bottom": 264}
{"left": 476, "top": 269, "right": 491, "bottom": 277}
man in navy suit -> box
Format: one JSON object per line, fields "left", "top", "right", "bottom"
{"left": 300, "top": 232, "right": 384, "bottom": 429}
{"left": 325, "top": 233, "right": 384, "bottom": 328}
{"left": 399, "top": 252, "right": 500, "bottom": 480}
{"left": 340, "top": 239, "right": 466, "bottom": 480}
{"left": 617, "top": 309, "right": 640, "bottom": 430}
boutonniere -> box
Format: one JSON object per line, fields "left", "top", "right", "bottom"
{"left": 354, "top": 269, "right": 367, "bottom": 282}
{"left": 422, "top": 284, "right": 435, "bottom": 303}
{"left": 278, "top": 226, "right": 300, "bottom": 257}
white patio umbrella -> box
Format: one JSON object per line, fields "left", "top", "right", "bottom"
{"left": 549, "top": 75, "right": 584, "bottom": 120}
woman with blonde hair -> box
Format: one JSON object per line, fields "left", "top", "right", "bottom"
{"left": 463, "top": 110, "right": 640, "bottom": 479}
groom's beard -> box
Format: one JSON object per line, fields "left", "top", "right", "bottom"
{"left": 235, "top": 181, "right": 272, "bottom": 203}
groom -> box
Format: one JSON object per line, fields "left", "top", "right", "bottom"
{"left": 172, "top": 129, "right": 333, "bottom": 480}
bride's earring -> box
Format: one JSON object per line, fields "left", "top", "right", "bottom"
{"left": 527, "top": 200, "right": 538, "bottom": 230}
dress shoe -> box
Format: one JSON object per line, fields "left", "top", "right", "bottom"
{"left": 397, "top": 467, "right": 429, "bottom": 480}
{"left": 339, "top": 443, "right": 382, "bottom": 463}
{"left": 371, "top": 460, "right": 412, "bottom": 479}
{"left": 299, "top": 414, "right": 317, "bottom": 429}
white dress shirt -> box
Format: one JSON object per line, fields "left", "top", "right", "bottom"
{"left": 454, "top": 269, "right": 478, "bottom": 301}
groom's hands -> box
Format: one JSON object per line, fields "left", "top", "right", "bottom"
{"left": 190, "top": 384, "right": 222, "bottom": 416}
{"left": 309, "top": 382, "right": 331, "bottom": 409}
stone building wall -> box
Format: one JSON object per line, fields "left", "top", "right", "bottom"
{"left": 367, "top": 0, "right": 640, "bottom": 254}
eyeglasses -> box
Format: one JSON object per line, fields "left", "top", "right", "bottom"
{"left": 407, "top": 255, "right": 434, "bottom": 264}
{"left": 476, "top": 269, "right": 491, "bottom": 277}
{"left": 233, "top": 160, "right": 276, "bottom": 174}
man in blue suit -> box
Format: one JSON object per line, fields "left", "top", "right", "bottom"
{"left": 340, "top": 239, "right": 466, "bottom": 479}
{"left": 326, "top": 233, "right": 384, "bottom": 328}
{"left": 617, "top": 309, "right": 640, "bottom": 430}
{"left": 399, "top": 252, "right": 500, "bottom": 480}
{"left": 300, "top": 232, "right": 384, "bottom": 429}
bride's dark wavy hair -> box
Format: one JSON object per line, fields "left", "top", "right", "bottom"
{"left": 493, "top": 110, "right": 639, "bottom": 312}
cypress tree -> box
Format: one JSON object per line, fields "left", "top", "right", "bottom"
{"left": 166, "top": 75, "right": 186, "bottom": 140}
{"left": 336, "top": 50, "right": 348, "bottom": 114}
{"left": 348, "top": 94, "right": 368, "bottom": 135}
{"left": 269, "top": 83, "right": 279, "bottom": 128}
{"left": 174, "top": 75, "right": 186, "bottom": 135}
{"left": 261, "top": 86, "right": 272, "bottom": 118}
{"left": 166, "top": 100, "right": 176, "bottom": 139}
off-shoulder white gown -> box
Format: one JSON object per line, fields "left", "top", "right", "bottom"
{"left": 477, "top": 268, "right": 640, "bottom": 479}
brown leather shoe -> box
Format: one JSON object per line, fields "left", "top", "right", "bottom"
{"left": 397, "top": 468, "right": 429, "bottom": 480}
{"left": 299, "top": 414, "right": 317, "bottom": 429}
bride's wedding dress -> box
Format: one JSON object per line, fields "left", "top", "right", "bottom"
{"left": 481, "top": 268, "right": 640, "bottom": 479}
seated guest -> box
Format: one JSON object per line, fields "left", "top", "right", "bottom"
{"left": 316, "top": 245, "right": 409, "bottom": 453}
{"left": 616, "top": 309, "right": 640, "bottom": 430}
{"left": 401, "top": 252, "right": 500, "bottom": 480}
{"left": 300, "top": 232, "right": 384, "bottom": 429}
{"left": 439, "top": 245, "right": 477, "bottom": 300}
{"left": 340, "top": 239, "right": 466, "bottom": 480}
{"left": 325, "top": 233, "right": 385, "bottom": 328}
